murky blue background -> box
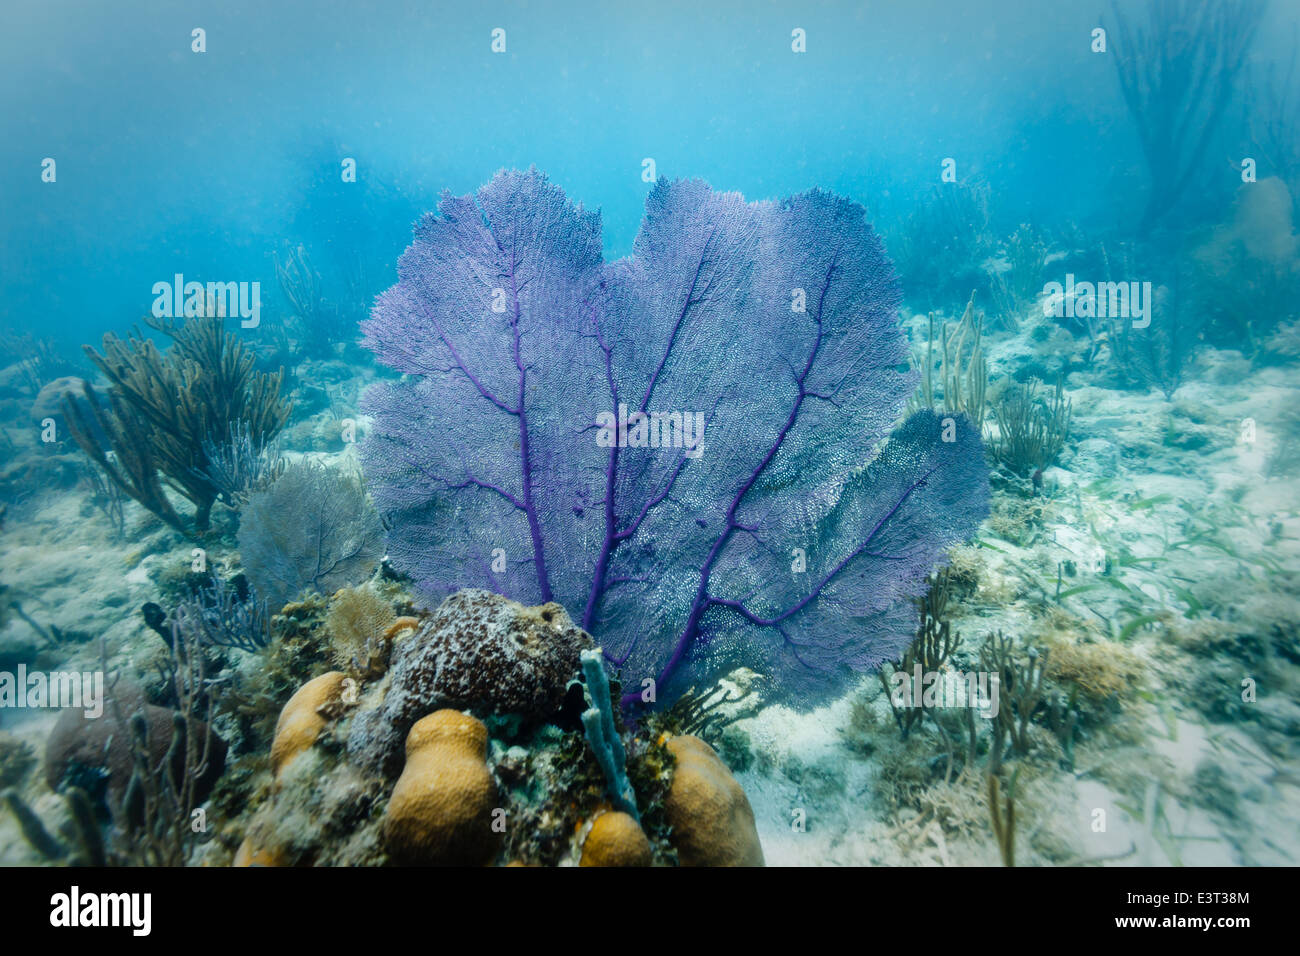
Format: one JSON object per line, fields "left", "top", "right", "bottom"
{"left": 2, "top": 0, "right": 1297, "bottom": 341}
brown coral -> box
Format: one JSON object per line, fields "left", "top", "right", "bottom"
{"left": 45, "top": 682, "right": 226, "bottom": 812}
{"left": 270, "top": 671, "right": 347, "bottom": 778}
{"left": 382, "top": 709, "right": 500, "bottom": 866}
{"left": 1045, "top": 638, "right": 1143, "bottom": 702}
{"left": 580, "top": 810, "right": 653, "bottom": 867}
{"left": 325, "top": 586, "right": 397, "bottom": 679}
{"left": 664, "top": 735, "right": 764, "bottom": 867}
{"left": 347, "top": 589, "right": 592, "bottom": 775}
{"left": 66, "top": 315, "right": 290, "bottom": 533}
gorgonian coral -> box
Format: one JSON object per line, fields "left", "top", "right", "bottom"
{"left": 238, "top": 460, "right": 384, "bottom": 610}
{"left": 361, "top": 168, "right": 989, "bottom": 709}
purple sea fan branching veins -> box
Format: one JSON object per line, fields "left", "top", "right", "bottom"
{"left": 360, "top": 168, "right": 990, "bottom": 711}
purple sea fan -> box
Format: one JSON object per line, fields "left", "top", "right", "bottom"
{"left": 361, "top": 168, "right": 989, "bottom": 710}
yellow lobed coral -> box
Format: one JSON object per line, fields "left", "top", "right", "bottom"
{"left": 579, "top": 810, "right": 652, "bottom": 867}
{"left": 664, "top": 735, "right": 764, "bottom": 867}
{"left": 382, "top": 709, "right": 500, "bottom": 866}
{"left": 270, "top": 671, "right": 347, "bottom": 778}
{"left": 232, "top": 837, "right": 284, "bottom": 867}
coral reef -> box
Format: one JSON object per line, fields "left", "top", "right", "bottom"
{"left": 324, "top": 584, "right": 406, "bottom": 680}
{"left": 231, "top": 745, "right": 386, "bottom": 868}
{"left": 217, "top": 592, "right": 336, "bottom": 752}
{"left": 348, "top": 589, "right": 592, "bottom": 774}
{"left": 44, "top": 681, "right": 228, "bottom": 816}
{"left": 878, "top": 569, "right": 961, "bottom": 737}
{"left": 990, "top": 377, "right": 1071, "bottom": 478}
{"left": 170, "top": 571, "right": 270, "bottom": 653}
{"left": 44, "top": 676, "right": 227, "bottom": 865}
{"left": 910, "top": 293, "right": 987, "bottom": 428}
{"left": 200, "top": 418, "right": 285, "bottom": 508}
{"left": 7, "top": 15, "right": 1299, "bottom": 875}
{"left": 29, "top": 376, "right": 105, "bottom": 437}
{"left": 980, "top": 632, "right": 1051, "bottom": 760}
{"left": 493, "top": 722, "right": 677, "bottom": 867}
{"left": 213, "top": 596, "right": 770, "bottom": 868}
{"left": 1045, "top": 636, "right": 1144, "bottom": 704}
{"left": 654, "top": 673, "right": 764, "bottom": 747}
{"left": 381, "top": 710, "right": 500, "bottom": 866}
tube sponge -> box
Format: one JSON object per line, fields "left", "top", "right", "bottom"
{"left": 579, "top": 648, "right": 638, "bottom": 821}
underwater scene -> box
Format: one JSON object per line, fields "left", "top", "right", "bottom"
{"left": 0, "top": 0, "right": 1298, "bottom": 883}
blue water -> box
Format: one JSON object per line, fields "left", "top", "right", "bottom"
{"left": 6, "top": 0, "right": 1293, "bottom": 343}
